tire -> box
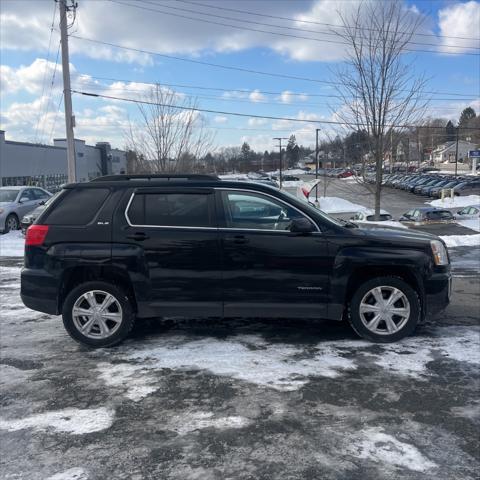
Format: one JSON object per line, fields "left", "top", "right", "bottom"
{"left": 62, "top": 281, "right": 135, "bottom": 348}
{"left": 4, "top": 214, "right": 19, "bottom": 233}
{"left": 348, "top": 276, "right": 420, "bottom": 343}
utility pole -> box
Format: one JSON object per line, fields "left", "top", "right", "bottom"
{"left": 454, "top": 126, "right": 459, "bottom": 177}
{"left": 59, "top": 0, "right": 77, "bottom": 183}
{"left": 315, "top": 129, "right": 321, "bottom": 179}
{"left": 273, "top": 137, "right": 288, "bottom": 189}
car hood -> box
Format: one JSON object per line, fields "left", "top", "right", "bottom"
{"left": 0, "top": 202, "right": 14, "bottom": 208}
{"left": 353, "top": 224, "right": 439, "bottom": 243}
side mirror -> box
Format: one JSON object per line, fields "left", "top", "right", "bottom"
{"left": 399, "top": 216, "right": 407, "bottom": 221}
{"left": 39, "top": 200, "right": 46, "bottom": 206}
{"left": 290, "top": 218, "right": 315, "bottom": 233}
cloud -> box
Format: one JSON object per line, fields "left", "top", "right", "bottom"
{"left": 248, "top": 118, "right": 268, "bottom": 126}
{"left": 279, "top": 90, "right": 309, "bottom": 104}
{"left": 214, "top": 115, "right": 228, "bottom": 124}
{"left": 438, "top": 2, "right": 480, "bottom": 54}
{"left": 0, "top": 0, "right": 366, "bottom": 64}
{"left": 249, "top": 89, "right": 266, "bottom": 103}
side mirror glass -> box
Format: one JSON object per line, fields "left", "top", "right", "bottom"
{"left": 290, "top": 218, "right": 315, "bottom": 233}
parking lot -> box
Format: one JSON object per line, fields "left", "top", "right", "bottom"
{"left": 1, "top": 177, "right": 479, "bottom": 480}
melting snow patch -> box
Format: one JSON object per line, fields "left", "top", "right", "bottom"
{"left": 97, "top": 362, "right": 159, "bottom": 401}
{"left": 0, "top": 407, "right": 115, "bottom": 435}
{"left": 46, "top": 468, "right": 89, "bottom": 480}
{"left": 0, "top": 231, "right": 25, "bottom": 257}
{"left": 348, "top": 428, "right": 437, "bottom": 472}
{"left": 169, "top": 411, "right": 252, "bottom": 435}
{"left": 123, "top": 336, "right": 357, "bottom": 391}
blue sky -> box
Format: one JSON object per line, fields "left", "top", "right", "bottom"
{"left": 1, "top": 0, "right": 479, "bottom": 152}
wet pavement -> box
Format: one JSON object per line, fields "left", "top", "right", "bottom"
{"left": 0, "top": 252, "right": 479, "bottom": 480}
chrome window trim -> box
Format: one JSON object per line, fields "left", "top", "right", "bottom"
{"left": 124, "top": 187, "right": 321, "bottom": 233}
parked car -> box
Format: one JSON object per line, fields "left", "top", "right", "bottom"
{"left": 0, "top": 186, "right": 52, "bottom": 233}
{"left": 21, "top": 191, "right": 62, "bottom": 234}
{"left": 21, "top": 174, "right": 451, "bottom": 347}
{"left": 350, "top": 210, "right": 393, "bottom": 222}
{"left": 399, "top": 207, "right": 455, "bottom": 224}
{"left": 452, "top": 180, "right": 480, "bottom": 196}
{"left": 456, "top": 204, "right": 480, "bottom": 220}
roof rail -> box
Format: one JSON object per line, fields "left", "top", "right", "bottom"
{"left": 90, "top": 174, "right": 219, "bottom": 182}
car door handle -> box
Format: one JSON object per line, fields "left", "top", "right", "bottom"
{"left": 126, "top": 232, "right": 149, "bottom": 241}
{"left": 228, "top": 235, "right": 249, "bottom": 245}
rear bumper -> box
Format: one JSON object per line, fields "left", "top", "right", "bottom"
{"left": 21, "top": 268, "right": 60, "bottom": 315}
{"left": 424, "top": 271, "right": 451, "bottom": 319}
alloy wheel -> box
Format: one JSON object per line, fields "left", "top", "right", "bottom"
{"left": 72, "top": 290, "right": 123, "bottom": 339}
{"left": 359, "top": 286, "right": 410, "bottom": 335}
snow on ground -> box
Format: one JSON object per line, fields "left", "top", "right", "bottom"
{"left": 308, "top": 196, "right": 368, "bottom": 214}
{"left": 282, "top": 180, "right": 304, "bottom": 187}
{"left": 0, "top": 407, "right": 115, "bottom": 435}
{"left": 0, "top": 230, "right": 24, "bottom": 257}
{"left": 169, "top": 411, "right": 252, "bottom": 435}
{"left": 429, "top": 195, "right": 480, "bottom": 208}
{"left": 458, "top": 218, "right": 480, "bottom": 232}
{"left": 440, "top": 234, "right": 480, "bottom": 247}
{"left": 347, "top": 427, "right": 437, "bottom": 472}
{"left": 356, "top": 220, "right": 408, "bottom": 229}
{"left": 46, "top": 468, "right": 89, "bottom": 480}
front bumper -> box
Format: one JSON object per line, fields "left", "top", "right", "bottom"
{"left": 21, "top": 267, "right": 60, "bottom": 315}
{"left": 424, "top": 270, "right": 451, "bottom": 318}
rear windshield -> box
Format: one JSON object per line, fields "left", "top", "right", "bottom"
{"left": 44, "top": 188, "right": 110, "bottom": 225}
{"left": 366, "top": 214, "right": 392, "bottom": 221}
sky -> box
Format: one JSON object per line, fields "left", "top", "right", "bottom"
{"left": 1, "top": 0, "right": 479, "bottom": 153}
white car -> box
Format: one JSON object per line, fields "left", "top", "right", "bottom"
{"left": 456, "top": 204, "right": 480, "bottom": 220}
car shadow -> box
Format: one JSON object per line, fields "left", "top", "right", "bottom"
{"left": 129, "top": 316, "right": 359, "bottom": 346}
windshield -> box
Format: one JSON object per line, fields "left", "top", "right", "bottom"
{"left": 0, "top": 190, "right": 19, "bottom": 203}
{"left": 280, "top": 190, "right": 345, "bottom": 228}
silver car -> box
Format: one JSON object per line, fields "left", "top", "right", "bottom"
{"left": 0, "top": 186, "right": 52, "bottom": 233}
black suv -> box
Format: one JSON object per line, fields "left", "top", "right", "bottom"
{"left": 21, "top": 174, "right": 451, "bottom": 347}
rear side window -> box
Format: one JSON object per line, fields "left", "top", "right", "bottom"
{"left": 127, "top": 193, "right": 213, "bottom": 227}
{"left": 426, "top": 211, "right": 453, "bottom": 220}
{"left": 44, "top": 188, "right": 110, "bottom": 225}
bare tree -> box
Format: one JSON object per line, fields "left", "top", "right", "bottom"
{"left": 125, "top": 84, "right": 215, "bottom": 173}
{"left": 332, "top": 1, "right": 429, "bottom": 218}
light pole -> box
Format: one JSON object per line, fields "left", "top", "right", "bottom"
{"left": 273, "top": 137, "right": 288, "bottom": 188}
{"left": 315, "top": 128, "right": 321, "bottom": 179}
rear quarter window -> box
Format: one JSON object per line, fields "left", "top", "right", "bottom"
{"left": 43, "top": 188, "right": 110, "bottom": 225}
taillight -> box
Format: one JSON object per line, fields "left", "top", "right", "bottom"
{"left": 25, "top": 225, "right": 49, "bottom": 246}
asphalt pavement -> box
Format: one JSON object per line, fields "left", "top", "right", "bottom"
{"left": 0, "top": 248, "right": 479, "bottom": 479}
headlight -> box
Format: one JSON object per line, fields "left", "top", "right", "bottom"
{"left": 431, "top": 240, "right": 448, "bottom": 266}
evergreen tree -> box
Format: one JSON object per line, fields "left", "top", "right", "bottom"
{"left": 445, "top": 121, "right": 455, "bottom": 142}
{"left": 459, "top": 107, "right": 476, "bottom": 127}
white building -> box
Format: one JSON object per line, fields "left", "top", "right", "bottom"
{"left": 432, "top": 140, "right": 478, "bottom": 164}
{"left": 0, "top": 130, "right": 127, "bottom": 191}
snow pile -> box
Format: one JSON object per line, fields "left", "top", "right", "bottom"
{"left": 440, "top": 234, "right": 480, "bottom": 247}
{"left": 429, "top": 195, "right": 480, "bottom": 208}
{"left": 0, "top": 407, "right": 115, "bottom": 435}
{"left": 0, "top": 230, "right": 24, "bottom": 257}
{"left": 46, "top": 468, "right": 89, "bottom": 480}
{"left": 310, "top": 196, "right": 368, "bottom": 214}
{"left": 356, "top": 220, "right": 407, "bottom": 229}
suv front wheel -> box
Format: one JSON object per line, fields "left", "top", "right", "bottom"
{"left": 349, "top": 277, "right": 420, "bottom": 342}
{"left": 62, "top": 281, "right": 135, "bottom": 347}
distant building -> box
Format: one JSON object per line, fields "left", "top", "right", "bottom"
{"left": 0, "top": 130, "right": 126, "bottom": 191}
{"left": 432, "top": 140, "right": 478, "bottom": 164}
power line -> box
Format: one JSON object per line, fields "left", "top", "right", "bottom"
{"left": 177, "top": 0, "right": 480, "bottom": 42}
{"left": 69, "top": 35, "right": 479, "bottom": 97}
{"left": 73, "top": 80, "right": 475, "bottom": 112}
{"left": 143, "top": 0, "right": 480, "bottom": 51}
{"left": 82, "top": 74, "right": 480, "bottom": 101}
{"left": 72, "top": 89, "right": 480, "bottom": 130}
{"left": 110, "top": 0, "right": 480, "bottom": 56}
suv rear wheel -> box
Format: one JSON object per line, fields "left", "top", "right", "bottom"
{"left": 62, "top": 281, "right": 135, "bottom": 347}
{"left": 348, "top": 276, "right": 420, "bottom": 342}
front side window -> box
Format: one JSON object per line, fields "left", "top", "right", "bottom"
{"left": 127, "top": 192, "right": 213, "bottom": 227}
{"left": 222, "top": 191, "right": 305, "bottom": 231}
